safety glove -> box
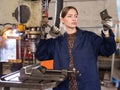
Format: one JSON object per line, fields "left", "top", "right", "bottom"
{"left": 46, "top": 24, "right": 66, "bottom": 39}
{"left": 101, "top": 18, "right": 113, "bottom": 36}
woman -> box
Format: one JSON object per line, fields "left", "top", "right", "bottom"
{"left": 35, "top": 6, "right": 116, "bottom": 90}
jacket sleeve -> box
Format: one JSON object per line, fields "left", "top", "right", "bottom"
{"left": 35, "top": 38, "right": 55, "bottom": 61}
{"left": 94, "top": 29, "right": 116, "bottom": 56}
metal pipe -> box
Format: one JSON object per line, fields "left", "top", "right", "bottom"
{"left": 54, "top": 0, "right": 63, "bottom": 28}
{"left": 18, "top": 0, "right": 21, "bottom": 23}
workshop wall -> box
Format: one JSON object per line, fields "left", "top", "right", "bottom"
{"left": 0, "top": 0, "right": 118, "bottom": 30}
{"left": 48, "top": 0, "right": 118, "bottom": 33}
{"left": 0, "top": 0, "right": 42, "bottom": 27}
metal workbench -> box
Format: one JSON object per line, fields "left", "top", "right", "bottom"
{"left": 0, "top": 63, "right": 69, "bottom": 90}
{"left": 0, "top": 70, "right": 60, "bottom": 90}
{"left": 0, "top": 64, "right": 78, "bottom": 90}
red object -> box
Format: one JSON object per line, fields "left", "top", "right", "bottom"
{"left": 40, "top": 60, "right": 53, "bottom": 69}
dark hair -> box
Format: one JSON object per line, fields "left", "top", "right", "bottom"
{"left": 60, "top": 6, "right": 78, "bottom": 18}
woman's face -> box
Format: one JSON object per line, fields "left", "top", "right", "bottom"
{"left": 61, "top": 9, "right": 78, "bottom": 29}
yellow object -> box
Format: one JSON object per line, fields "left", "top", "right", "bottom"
{"left": 17, "top": 24, "right": 25, "bottom": 32}
{"left": 116, "top": 37, "right": 119, "bottom": 43}
{"left": 8, "top": 59, "right": 22, "bottom": 63}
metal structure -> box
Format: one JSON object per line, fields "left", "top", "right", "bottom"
{"left": 0, "top": 64, "right": 80, "bottom": 90}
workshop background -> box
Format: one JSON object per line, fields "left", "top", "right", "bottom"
{"left": 0, "top": 0, "right": 120, "bottom": 90}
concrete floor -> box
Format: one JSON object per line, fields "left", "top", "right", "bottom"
{"left": 101, "top": 87, "right": 117, "bottom": 90}
{"left": 0, "top": 88, "right": 52, "bottom": 90}
{"left": 0, "top": 86, "right": 117, "bottom": 90}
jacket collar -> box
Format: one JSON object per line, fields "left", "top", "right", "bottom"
{"left": 61, "top": 27, "right": 83, "bottom": 49}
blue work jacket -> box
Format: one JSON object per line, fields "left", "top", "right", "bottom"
{"left": 35, "top": 27, "right": 116, "bottom": 90}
